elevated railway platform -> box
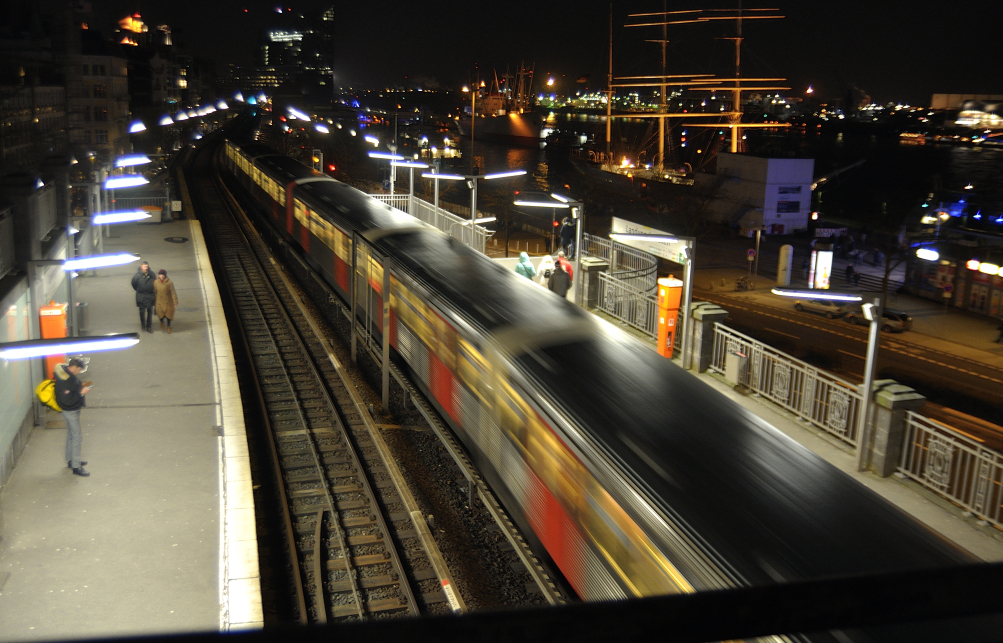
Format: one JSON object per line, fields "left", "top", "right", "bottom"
{"left": 0, "top": 217, "right": 261, "bottom": 640}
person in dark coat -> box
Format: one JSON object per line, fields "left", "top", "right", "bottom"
{"left": 55, "top": 357, "right": 92, "bottom": 476}
{"left": 131, "top": 261, "right": 156, "bottom": 333}
{"left": 547, "top": 259, "right": 571, "bottom": 298}
{"left": 559, "top": 217, "right": 577, "bottom": 259}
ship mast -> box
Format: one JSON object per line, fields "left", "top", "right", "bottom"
{"left": 616, "top": 3, "right": 789, "bottom": 161}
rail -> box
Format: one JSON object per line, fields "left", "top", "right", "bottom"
{"left": 898, "top": 411, "right": 1003, "bottom": 529}
{"left": 596, "top": 272, "right": 658, "bottom": 338}
{"left": 710, "top": 323, "right": 863, "bottom": 446}
{"left": 368, "top": 194, "right": 489, "bottom": 254}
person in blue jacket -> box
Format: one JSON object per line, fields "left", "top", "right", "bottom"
{"left": 514, "top": 252, "right": 537, "bottom": 280}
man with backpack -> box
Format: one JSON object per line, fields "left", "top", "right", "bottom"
{"left": 54, "top": 357, "right": 93, "bottom": 477}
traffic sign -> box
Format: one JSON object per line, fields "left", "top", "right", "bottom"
{"left": 747, "top": 249, "right": 756, "bottom": 257}
{"left": 943, "top": 284, "right": 953, "bottom": 293}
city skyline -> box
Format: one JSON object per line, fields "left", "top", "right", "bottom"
{"left": 86, "top": 1, "right": 998, "bottom": 107}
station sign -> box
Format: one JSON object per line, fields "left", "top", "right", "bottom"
{"left": 610, "top": 217, "right": 687, "bottom": 264}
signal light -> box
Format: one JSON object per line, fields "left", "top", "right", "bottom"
{"left": 553, "top": 220, "right": 560, "bottom": 227}
{"left": 327, "top": 164, "right": 335, "bottom": 172}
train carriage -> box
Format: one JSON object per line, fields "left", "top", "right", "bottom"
{"left": 218, "top": 124, "right": 1001, "bottom": 641}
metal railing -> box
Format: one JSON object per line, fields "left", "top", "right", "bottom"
{"left": 596, "top": 272, "right": 658, "bottom": 338}
{"left": 114, "top": 196, "right": 167, "bottom": 210}
{"left": 582, "top": 232, "right": 659, "bottom": 297}
{"left": 369, "top": 194, "right": 489, "bottom": 255}
{"left": 0, "top": 207, "right": 14, "bottom": 280}
{"left": 710, "top": 324, "right": 862, "bottom": 446}
{"left": 898, "top": 411, "right": 1003, "bottom": 529}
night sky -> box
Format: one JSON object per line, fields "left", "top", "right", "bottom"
{"left": 94, "top": 0, "right": 998, "bottom": 106}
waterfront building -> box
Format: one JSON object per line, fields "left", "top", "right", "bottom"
{"left": 695, "top": 152, "right": 814, "bottom": 236}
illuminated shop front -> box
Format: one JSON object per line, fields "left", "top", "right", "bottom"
{"left": 907, "top": 244, "right": 1003, "bottom": 317}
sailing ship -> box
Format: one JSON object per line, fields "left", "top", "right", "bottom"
{"left": 455, "top": 64, "right": 544, "bottom": 147}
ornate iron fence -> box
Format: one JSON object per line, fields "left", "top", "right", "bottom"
{"left": 710, "top": 323, "right": 862, "bottom": 446}
{"left": 898, "top": 412, "right": 1003, "bottom": 529}
{"left": 596, "top": 272, "right": 658, "bottom": 338}
{"left": 369, "top": 194, "right": 489, "bottom": 254}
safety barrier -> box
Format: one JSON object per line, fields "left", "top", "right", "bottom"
{"left": 898, "top": 411, "right": 1003, "bottom": 528}
{"left": 596, "top": 272, "right": 658, "bottom": 338}
{"left": 710, "top": 323, "right": 862, "bottom": 446}
{"left": 369, "top": 194, "right": 489, "bottom": 255}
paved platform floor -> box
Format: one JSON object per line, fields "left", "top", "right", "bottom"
{"left": 0, "top": 219, "right": 259, "bottom": 641}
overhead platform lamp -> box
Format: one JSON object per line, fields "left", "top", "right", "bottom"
{"left": 771, "top": 287, "right": 880, "bottom": 471}
{"left": 23, "top": 253, "right": 141, "bottom": 382}
{"left": 421, "top": 168, "right": 527, "bottom": 252}
{"left": 514, "top": 193, "right": 585, "bottom": 305}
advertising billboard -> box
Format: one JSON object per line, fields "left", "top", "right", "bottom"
{"left": 810, "top": 249, "right": 833, "bottom": 289}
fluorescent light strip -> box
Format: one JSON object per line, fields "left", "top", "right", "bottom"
{"left": 515, "top": 200, "right": 570, "bottom": 208}
{"left": 92, "top": 212, "right": 152, "bottom": 224}
{"left": 610, "top": 232, "right": 677, "bottom": 243}
{"left": 63, "top": 253, "right": 140, "bottom": 271}
{"left": 484, "top": 170, "right": 527, "bottom": 179}
{"left": 104, "top": 176, "right": 149, "bottom": 189}
{"left": 422, "top": 173, "right": 464, "bottom": 180}
{"left": 771, "top": 288, "right": 863, "bottom": 302}
{"left": 0, "top": 336, "right": 140, "bottom": 360}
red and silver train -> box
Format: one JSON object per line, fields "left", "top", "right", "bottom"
{"left": 217, "top": 120, "right": 999, "bottom": 641}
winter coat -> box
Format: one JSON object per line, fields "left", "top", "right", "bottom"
{"left": 514, "top": 252, "right": 536, "bottom": 279}
{"left": 548, "top": 263, "right": 571, "bottom": 298}
{"left": 54, "top": 363, "right": 85, "bottom": 411}
{"left": 559, "top": 220, "right": 576, "bottom": 247}
{"left": 536, "top": 255, "right": 556, "bottom": 287}
{"left": 556, "top": 256, "right": 574, "bottom": 281}
{"left": 132, "top": 268, "right": 156, "bottom": 308}
{"left": 154, "top": 277, "right": 179, "bottom": 319}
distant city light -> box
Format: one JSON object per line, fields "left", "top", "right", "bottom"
{"left": 315, "top": 123, "right": 330, "bottom": 133}
{"left": 128, "top": 120, "right": 146, "bottom": 133}
{"left": 158, "top": 115, "right": 173, "bottom": 126}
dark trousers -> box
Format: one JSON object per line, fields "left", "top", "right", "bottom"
{"left": 160, "top": 316, "right": 172, "bottom": 328}
{"left": 139, "top": 307, "right": 154, "bottom": 329}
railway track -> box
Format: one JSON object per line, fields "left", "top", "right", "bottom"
{"left": 185, "top": 141, "right": 462, "bottom": 622}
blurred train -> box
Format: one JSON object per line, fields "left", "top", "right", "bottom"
{"left": 216, "top": 119, "right": 1000, "bottom": 641}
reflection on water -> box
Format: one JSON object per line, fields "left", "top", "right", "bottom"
{"left": 454, "top": 113, "right": 1003, "bottom": 227}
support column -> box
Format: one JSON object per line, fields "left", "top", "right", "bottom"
{"left": 861, "top": 380, "right": 926, "bottom": 477}
{"left": 578, "top": 257, "right": 608, "bottom": 310}
{"left": 690, "top": 305, "right": 729, "bottom": 373}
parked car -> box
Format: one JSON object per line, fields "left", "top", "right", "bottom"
{"left": 793, "top": 299, "right": 849, "bottom": 319}
{"left": 844, "top": 308, "right": 913, "bottom": 332}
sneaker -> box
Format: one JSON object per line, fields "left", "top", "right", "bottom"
{"left": 72, "top": 467, "right": 90, "bottom": 477}
{"left": 68, "top": 461, "right": 88, "bottom": 468}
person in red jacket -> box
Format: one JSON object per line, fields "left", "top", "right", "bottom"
{"left": 556, "top": 250, "right": 574, "bottom": 282}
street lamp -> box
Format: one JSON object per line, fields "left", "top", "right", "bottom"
{"left": 422, "top": 168, "right": 526, "bottom": 251}
{"left": 368, "top": 150, "right": 404, "bottom": 195}
{"left": 514, "top": 193, "right": 585, "bottom": 305}
{"left": 771, "top": 287, "right": 879, "bottom": 471}
{"left": 391, "top": 160, "right": 428, "bottom": 198}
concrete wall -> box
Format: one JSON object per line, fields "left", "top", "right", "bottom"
{"left": 0, "top": 277, "right": 36, "bottom": 491}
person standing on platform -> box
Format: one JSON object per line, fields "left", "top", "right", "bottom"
{"left": 548, "top": 259, "right": 571, "bottom": 299}
{"left": 514, "top": 252, "right": 536, "bottom": 280}
{"left": 131, "top": 261, "right": 156, "bottom": 333}
{"left": 536, "top": 254, "right": 555, "bottom": 288}
{"left": 559, "top": 217, "right": 577, "bottom": 259}
{"left": 556, "top": 250, "right": 574, "bottom": 282}
{"left": 154, "top": 269, "right": 179, "bottom": 334}
{"left": 55, "top": 357, "right": 92, "bottom": 477}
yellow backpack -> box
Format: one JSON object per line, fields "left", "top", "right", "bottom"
{"left": 35, "top": 379, "right": 61, "bottom": 411}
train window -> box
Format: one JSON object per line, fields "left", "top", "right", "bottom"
{"left": 458, "top": 339, "right": 492, "bottom": 407}
{"left": 498, "top": 380, "right": 532, "bottom": 448}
